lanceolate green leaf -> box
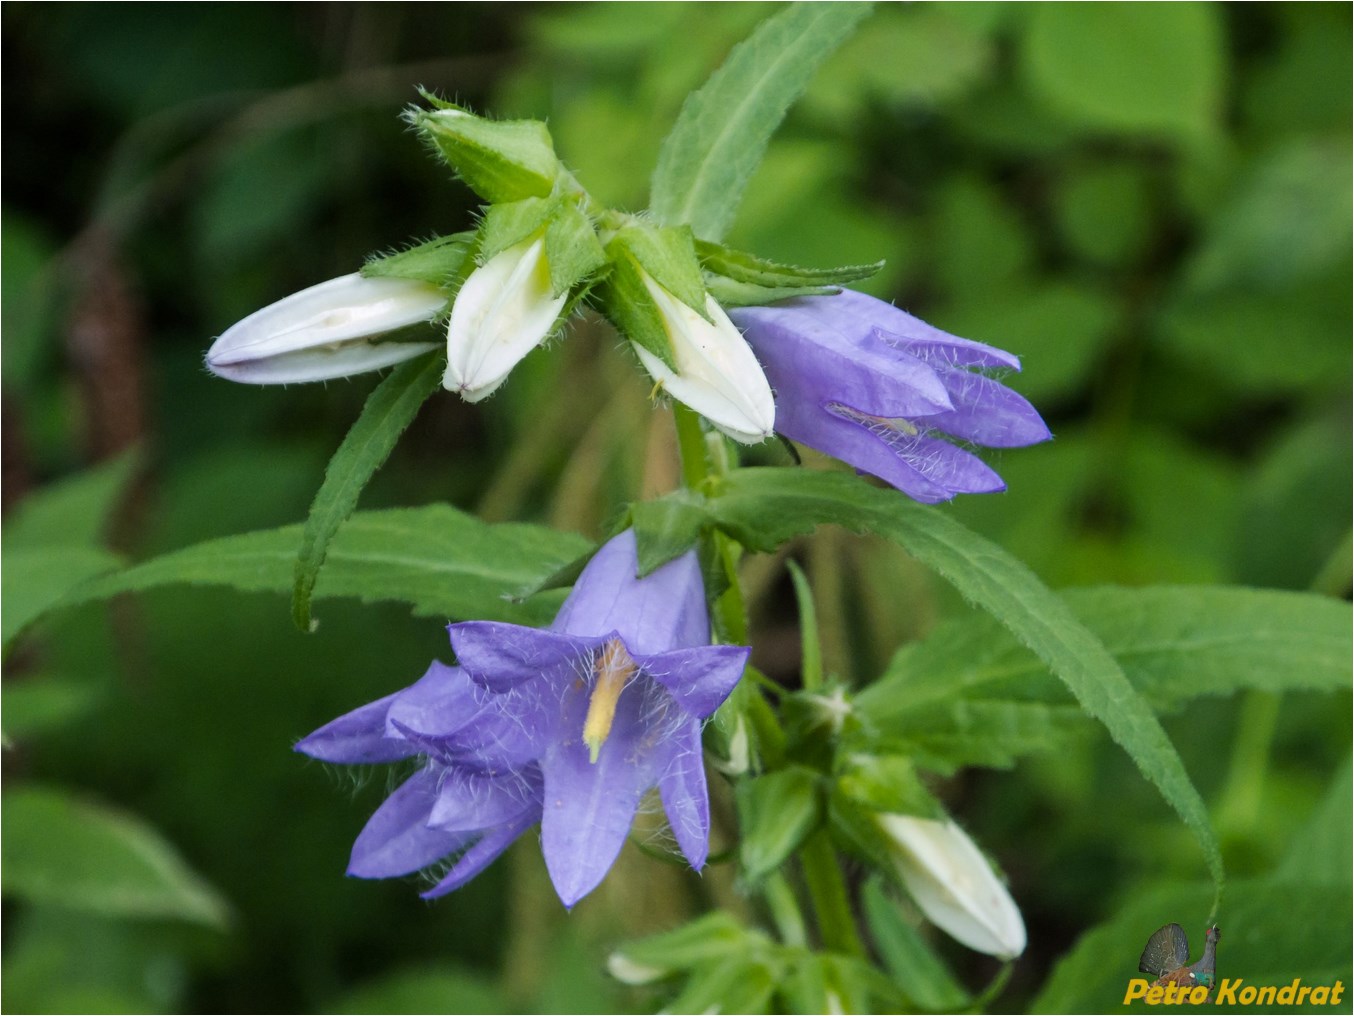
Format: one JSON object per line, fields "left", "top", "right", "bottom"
{"left": 292, "top": 352, "right": 442, "bottom": 632}
{"left": 709, "top": 467, "right": 1224, "bottom": 892}
{"left": 650, "top": 1, "right": 874, "bottom": 240}
{"left": 61, "top": 505, "right": 587, "bottom": 628}
{"left": 859, "top": 585, "right": 1353, "bottom": 726}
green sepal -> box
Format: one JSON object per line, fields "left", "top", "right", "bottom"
{"left": 835, "top": 754, "right": 944, "bottom": 820}
{"left": 361, "top": 232, "right": 475, "bottom": 289}
{"left": 736, "top": 765, "right": 823, "bottom": 883}
{"left": 619, "top": 223, "right": 710, "bottom": 318}
{"left": 478, "top": 197, "right": 554, "bottom": 262}
{"left": 408, "top": 99, "right": 561, "bottom": 203}
{"left": 705, "top": 276, "right": 843, "bottom": 307}
{"left": 695, "top": 237, "right": 882, "bottom": 287}
{"left": 544, "top": 202, "right": 607, "bottom": 298}
{"left": 697, "top": 239, "right": 882, "bottom": 305}
{"left": 479, "top": 198, "right": 606, "bottom": 300}
{"left": 595, "top": 224, "right": 711, "bottom": 370}
{"left": 595, "top": 240, "right": 677, "bottom": 370}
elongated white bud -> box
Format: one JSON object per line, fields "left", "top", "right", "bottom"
{"left": 631, "top": 276, "right": 775, "bottom": 444}
{"left": 877, "top": 814, "right": 1026, "bottom": 959}
{"left": 206, "top": 274, "right": 444, "bottom": 384}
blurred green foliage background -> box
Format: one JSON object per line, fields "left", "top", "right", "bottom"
{"left": 3, "top": 3, "right": 1349, "bottom": 1012}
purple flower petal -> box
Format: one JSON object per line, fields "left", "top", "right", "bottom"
{"left": 551, "top": 530, "right": 710, "bottom": 653}
{"left": 347, "top": 768, "right": 469, "bottom": 879}
{"left": 419, "top": 810, "right": 539, "bottom": 900}
{"left": 923, "top": 366, "right": 1052, "bottom": 448}
{"left": 805, "top": 289, "right": 1022, "bottom": 370}
{"left": 449, "top": 621, "right": 601, "bottom": 692}
{"left": 657, "top": 724, "right": 711, "bottom": 871}
{"left": 637, "top": 645, "right": 749, "bottom": 719}
{"left": 384, "top": 661, "right": 482, "bottom": 738}
{"left": 294, "top": 692, "right": 418, "bottom": 764}
{"left": 733, "top": 289, "right": 1049, "bottom": 502}
{"left": 538, "top": 670, "right": 667, "bottom": 908}
{"left": 732, "top": 304, "right": 952, "bottom": 419}
{"left": 428, "top": 765, "right": 543, "bottom": 833}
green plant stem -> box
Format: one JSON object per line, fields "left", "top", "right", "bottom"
{"left": 799, "top": 830, "right": 864, "bottom": 957}
{"left": 673, "top": 404, "right": 710, "bottom": 491}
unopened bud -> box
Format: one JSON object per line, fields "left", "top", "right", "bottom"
{"left": 206, "top": 274, "right": 444, "bottom": 384}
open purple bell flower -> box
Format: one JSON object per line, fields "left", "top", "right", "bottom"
{"left": 449, "top": 529, "right": 748, "bottom": 907}
{"left": 296, "top": 530, "right": 747, "bottom": 908}
{"left": 730, "top": 290, "right": 1051, "bottom": 503}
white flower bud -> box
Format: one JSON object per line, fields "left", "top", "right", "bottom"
{"left": 442, "top": 235, "right": 566, "bottom": 402}
{"left": 877, "top": 814, "right": 1026, "bottom": 959}
{"left": 631, "top": 276, "right": 775, "bottom": 445}
{"left": 206, "top": 274, "right": 444, "bottom": 384}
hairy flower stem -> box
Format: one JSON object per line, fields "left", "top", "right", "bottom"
{"left": 800, "top": 829, "right": 865, "bottom": 957}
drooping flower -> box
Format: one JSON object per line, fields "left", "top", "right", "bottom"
{"left": 877, "top": 813, "right": 1027, "bottom": 959}
{"left": 449, "top": 529, "right": 748, "bottom": 906}
{"left": 295, "top": 530, "right": 747, "bottom": 908}
{"left": 295, "top": 661, "right": 544, "bottom": 898}
{"left": 205, "top": 273, "right": 446, "bottom": 384}
{"left": 730, "top": 290, "right": 1050, "bottom": 503}
{"left": 442, "top": 232, "right": 568, "bottom": 402}
{"left": 630, "top": 275, "right": 776, "bottom": 445}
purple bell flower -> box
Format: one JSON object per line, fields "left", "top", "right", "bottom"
{"left": 449, "top": 530, "right": 748, "bottom": 907}
{"left": 730, "top": 290, "right": 1051, "bottom": 503}
{"left": 295, "top": 530, "right": 747, "bottom": 908}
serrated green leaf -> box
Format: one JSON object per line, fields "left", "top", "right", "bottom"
{"left": 737, "top": 765, "right": 823, "bottom": 882}
{"left": 292, "top": 352, "right": 443, "bottom": 632}
{"left": 629, "top": 494, "right": 707, "bottom": 576}
{"left": 2, "top": 786, "right": 230, "bottom": 927}
{"left": 709, "top": 468, "right": 1224, "bottom": 892}
{"left": 650, "top": 1, "right": 874, "bottom": 240}
{"left": 3, "top": 450, "right": 139, "bottom": 551}
{"left": 860, "top": 586, "right": 1353, "bottom": 722}
{"left": 56, "top": 505, "right": 587, "bottom": 628}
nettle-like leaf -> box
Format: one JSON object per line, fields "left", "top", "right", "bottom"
{"left": 705, "top": 467, "right": 1225, "bottom": 892}
{"left": 857, "top": 585, "right": 1352, "bottom": 764}
{"left": 650, "top": 1, "right": 874, "bottom": 240}
{"left": 53, "top": 505, "right": 588, "bottom": 629}
{"left": 292, "top": 351, "right": 444, "bottom": 632}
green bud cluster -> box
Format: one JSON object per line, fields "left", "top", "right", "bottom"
{"left": 369, "top": 95, "right": 880, "bottom": 379}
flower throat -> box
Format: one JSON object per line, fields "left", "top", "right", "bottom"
{"left": 583, "top": 639, "right": 638, "bottom": 763}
